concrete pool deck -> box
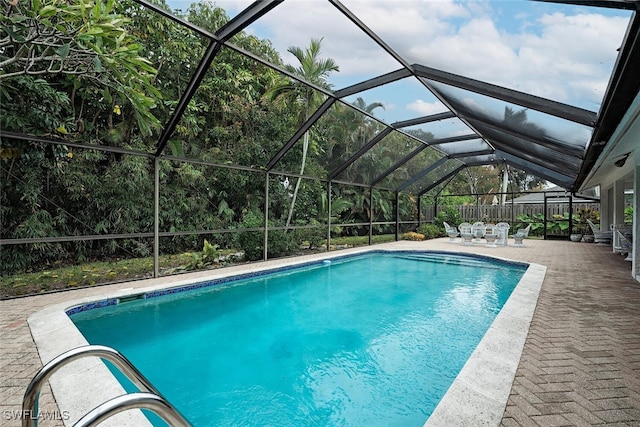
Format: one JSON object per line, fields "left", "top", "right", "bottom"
{"left": 1, "top": 238, "right": 639, "bottom": 426}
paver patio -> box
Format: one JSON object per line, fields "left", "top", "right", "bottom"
{"left": 1, "top": 238, "right": 639, "bottom": 426}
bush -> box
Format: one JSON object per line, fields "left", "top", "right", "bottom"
{"left": 237, "top": 210, "right": 297, "bottom": 261}
{"left": 434, "top": 207, "right": 462, "bottom": 229}
{"left": 416, "top": 223, "right": 444, "bottom": 240}
{"left": 293, "top": 223, "right": 325, "bottom": 249}
{"left": 401, "top": 231, "right": 425, "bottom": 241}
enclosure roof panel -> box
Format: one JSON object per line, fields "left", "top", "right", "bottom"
{"left": 4, "top": 0, "right": 636, "bottom": 195}
{"left": 196, "top": 0, "right": 637, "bottom": 192}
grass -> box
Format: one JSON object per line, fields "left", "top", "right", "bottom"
{"left": 1, "top": 235, "right": 400, "bottom": 298}
{"left": 1, "top": 253, "right": 188, "bottom": 298}
{"left": 329, "top": 234, "right": 396, "bottom": 246}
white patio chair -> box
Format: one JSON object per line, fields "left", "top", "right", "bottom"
{"left": 483, "top": 224, "right": 498, "bottom": 247}
{"left": 613, "top": 226, "right": 633, "bottom": 261}
{"left": 612, "top": 224, "right": 632, "bottom": 255}
{"left": 495, "top": 222, "right": 510, "bottom": 246}
{"left": 471, "top": 221, "right": 485, "bottom": 243}
{"left": 458, "top": 222, "right": 473, "bottom": 246}
{"left": 617, "top": 230, "right": 633, "bottom": 261}
{"left": 511, "top": 224, "right": 532, "bottom": 247}
{"left": 443, "top": 221, "right": 459, "bottom": 243}
{"left": 586, "top": 219, "right": 612, "bottom": 244}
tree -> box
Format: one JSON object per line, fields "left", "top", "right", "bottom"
{"left": 267, "top": 38, "right": 339, "bottom": 229}
{"left": 1, "top": 0, "right": 161, "bottom": 135}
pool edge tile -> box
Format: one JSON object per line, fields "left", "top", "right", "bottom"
{"left": 424, "top": 263, "right": 545, "bottom": 427}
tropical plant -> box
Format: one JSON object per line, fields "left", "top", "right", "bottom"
{"left": 515, "top": 213, "right": 545, "bottom": 236}
{"left": 1, "top": 0, "right": 162, "bottom": 135}
{"left": 185, "top": 239, "right": 222, "bottom": 270}
{"left": 266, "top": 38, "right": 339, "bottom": 229}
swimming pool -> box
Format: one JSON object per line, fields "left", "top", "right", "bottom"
{"left": 68, "top": 251, "right": 527, "bottom": 426}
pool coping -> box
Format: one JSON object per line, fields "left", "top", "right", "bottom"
{"left": 27, "top": 247, "right": 545, "bottom": 426}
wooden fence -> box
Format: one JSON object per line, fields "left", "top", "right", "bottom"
{"left": 422, "top": 203, "right": 600, "bottom": 224}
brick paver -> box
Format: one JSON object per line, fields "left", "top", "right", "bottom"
{"left": 1, "top": 239, "right": 639, "bottom": 426}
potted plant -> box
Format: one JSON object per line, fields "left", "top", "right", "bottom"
{"left": 570, "top": 214, "right": 585, "bottom": 242}
{"left": 577, "top": 207, "right": 597, "bottom": 243}
{"left": 570, "top": 229, "right": 583, "bottom": 242}
{"left": 582, "top": 225, "right": 595, "bottom": 243}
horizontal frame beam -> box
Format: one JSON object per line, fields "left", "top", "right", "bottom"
{"left": 414, "top": 64, "right": 597, "bottom": 126}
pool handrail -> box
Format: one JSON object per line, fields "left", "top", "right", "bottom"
{"left": 22, "top": 344, "right": 190, "bottom": 427}
{"left": 73, "top": 392, "right": 191, "bottom": 427}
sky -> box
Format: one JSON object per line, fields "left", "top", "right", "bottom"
{"left": 165, "top": 0, "right": 631, "bottom": 126}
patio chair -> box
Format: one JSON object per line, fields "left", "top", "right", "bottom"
{"left": 613, "top": 225, "right": 633, "bottom": 261}
{"left": 443, "top": 221, "right": 459, "bottom": 243}
{"left": 618, "top": 230, "right": 633, "bottom": 261}
{"left": 483, "top": 224, "right": 498, "bottom": 247}
{"left": 586, "top": 219, "right": 612, "bottom": 244}
{"left": 458, "top": 222, "right": 474, "bottom": 246}
{"left": 471, "top": 221, "right": 485, "bottom": 243}
{"left": 511, "top": 224, "right": 532, "bottom": 247}
{"left": 495, "top": 222, "right": 510, "bottom": 246}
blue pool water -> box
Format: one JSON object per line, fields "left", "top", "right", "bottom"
{"left": 70, "top": 251, "right": 526, "bottom": 426}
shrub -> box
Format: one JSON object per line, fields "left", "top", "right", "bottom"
{"left": 416, "top": 223, "right": 444, "bottom": 240}
{"left": 237, "top": 210, "right": 297, "bottom": 261}
{"left": 401, "top": 231, "right": 424, "bottom": 241}
{"left": 434, "top": 207, "right": 462, "bottom": 229}
{"left": 293, "top": 223, "right": 325, "bottom": 249}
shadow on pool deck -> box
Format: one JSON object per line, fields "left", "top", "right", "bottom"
{"left": 1, "top": 238, "right": 639, "bottom": 426}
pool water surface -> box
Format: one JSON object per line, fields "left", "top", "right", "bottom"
{"left": 70, "top": 251, "right": 526, "bottom": 426}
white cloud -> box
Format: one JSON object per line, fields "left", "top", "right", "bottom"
{"left": 406, "top": 99, "right": 447, "bottom": 116}
{"left": 168, "top": 0, "right": 630, "bottom": 115}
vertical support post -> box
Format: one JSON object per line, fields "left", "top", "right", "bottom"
{"left": 612, "top": 178, "right": 626, "bottom": 252}
{"left": 600, "top": 186, "right": 611, "bottom": 230}
{"left": 433, "top": 199, "right": 436, "bottom": 223}
{"left": 153, "top": 157, "right": 160, "bottom": 278}
{"left": 511, "top": 187, "right": 515, "bottom": 225}
{"left": 264, "top": 172, "right": 269, "bottom": 261}
{"left": 476, "top": 194, "right": 480, "bottom": 221}
{"left": 543, "top": 194, "right": 548, "bottom": 239}
{"left": 417, "top": 195, "right": 422, "bottom": 226}
{"left": 327, "top": 181, "right": 332, "bottom": 252}
{"left": 395, "top": 191, "right": 399, "bottom": 241}
{"left": 632, "top": 155, "right": 639, "bottom": 281}
{"left": 434, "top": 196, "right": 439, "bottom": 223}
{"left": 569, "top": 193, "right": 574, "bottom": 235}
{"left": 613, "top": 179, "right": 626, "bottom": 226}
{"left": 368, "top": 187, "right": 373, "bottom": 245}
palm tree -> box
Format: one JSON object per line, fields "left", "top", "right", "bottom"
{"left": 349, "top": 97, "right": 385, "bottom": 155}
{"left": 267, "top": 38, "right": 339, "bottom": 229}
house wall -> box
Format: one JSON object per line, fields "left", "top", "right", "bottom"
{"left": 582, "top": 92, "right": 639, "bottom": 282}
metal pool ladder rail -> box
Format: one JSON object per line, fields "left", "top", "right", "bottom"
{"left": 22, "top": 345, "right": 191, "bottom": 427}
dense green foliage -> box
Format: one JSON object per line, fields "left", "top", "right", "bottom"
{"left": 433, "top": 207, "right": 463, "bottom": 229}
